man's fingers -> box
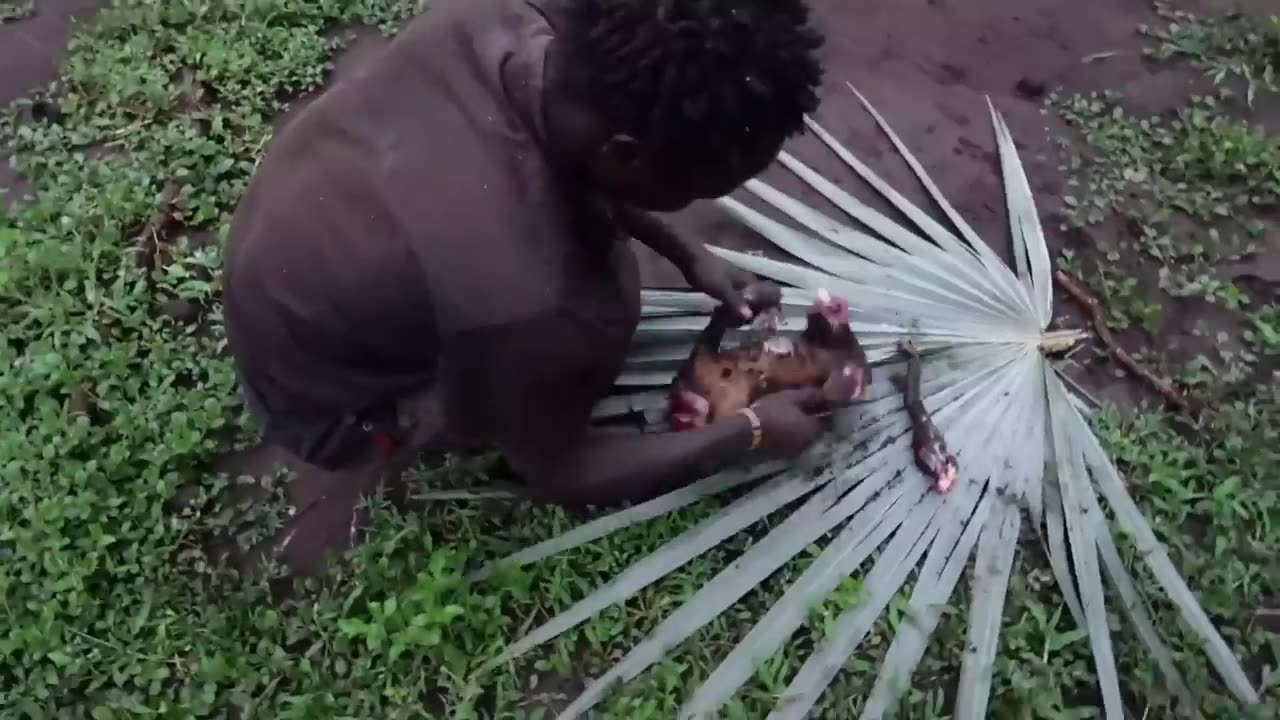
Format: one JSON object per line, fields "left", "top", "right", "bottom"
{"left": 728, "top": 266, "right": 755, "bottom": 288}
{"left": 721, "top": 281, "right": 781, "bottom": 325}
{"left": 803, "top": 402, "right": 836, "bottom": 435}
{"left": 742, "top": 281, "right": 782, "bottom": 312}
{"left": 800, "top": 414, "right": 827, "bottom": 446}
{"left": 775, "top": 387, "right": 831, "bottom": 414}
{"left": 708, "top": 281, "right": 751, "bottom": 321}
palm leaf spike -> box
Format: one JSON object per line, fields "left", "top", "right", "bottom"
{"left": 763, "top": 150, "right": 1021, "bottom": 321}
{"left": 1045, "top": 373, "right": 1125, "bottom": 717}
{"left": 482, "top": 86, "right": 1259, "bottom": 718}
{"left": 766, "top": 349, "right": 1043, "bottom": 720}
{"left": 560, "top": 347, "right": 1030, "bottom": 718}
{"left": 681, "top": 350, "right": 1032, "bottom": 718}
{"left": 1059, "top": 372, "right": 1260, "bottom": 703}
{"left": 484, "top": 470, "right": 821, "bottom": 670}
{"left": 1093, "top": 498, "right": 1194, "bottom": 709}
{"left": 468, "top": 460, "right": 789, "bottom": 583}
{"left": 984, "top": 97, "right": 1054, "bottom": 327}
{"left": 1040, "top": 463, "right": 1088, "bottom": 628}
{"left": 724, "top": 188, "right": 1025, "bottom": 331}
{"left": 796, "top": 116, "right": 1038, "bottom": 326}
{"left": 862, "top": 485, "right": 1007, "bottom": 719}
{"left": 951, "top": 501, "right": 1022, "bottom": 717}
{"left": 767, "top": 494, "right": 949, "bottom": 720}
{"left": 678, "top": 481, "right": 938, "bottom": 717}
{"left": 493, "top": 344, "right": 1012, "bottom": 674}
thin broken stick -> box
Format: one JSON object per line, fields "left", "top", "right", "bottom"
{"left": 1054, "top": 269, "right": 1191, "bottom": 414}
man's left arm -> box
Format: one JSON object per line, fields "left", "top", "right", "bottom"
{"left": 616, "top": 206, "right": 702, "bottom": 279}
{"left": 617, "top": 207, "right": 760, "bottom": 321}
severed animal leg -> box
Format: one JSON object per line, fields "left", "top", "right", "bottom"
{"left": 892, "top": 340, "right": 958, "bottom": 492}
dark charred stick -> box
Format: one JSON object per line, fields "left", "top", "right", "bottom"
{"left": 1054, "top": 270, "right": 1193, "bottom": 415}
{"left": 134, "top": 181, "right": 182, "bottom": 272}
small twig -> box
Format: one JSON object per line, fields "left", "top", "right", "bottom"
{"left": 1250, "top": 607, "right": 1280, "bottom": 631}
{"left": 414, "top": 487, "right": 520, "bottom": 501}
{"left": 1054, "top": 270, "right": 1193, "bottom": 414}
{"left": 67, "top": 627, "right": 123, "bottom": 652}
{"left": 1055, "top": 363, "right": 1103, "bottom": 410}
{"left": 1081, "top": 50, "right": 1126, "bottom": 63}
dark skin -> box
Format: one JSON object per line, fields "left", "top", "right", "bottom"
{"left": 891, "top": 340, "right": 958, "bottom": 493}
{"left": 670, "top": 286, "right": 869, "bottom": 430}
{"left": 543, "top": 50, "right": 778, "bottom": 319}
{"left": 496, "top": 65, "right": 832, "bottom": 507}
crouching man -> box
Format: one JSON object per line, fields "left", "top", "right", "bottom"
{"left": 222, "top": 0, "right": 828, "bottom": 575}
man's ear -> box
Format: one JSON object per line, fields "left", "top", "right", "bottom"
{"left": 598, "top": 134, "right": 643, "bottom": 168}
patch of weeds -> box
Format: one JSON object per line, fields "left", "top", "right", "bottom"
{"left": 1094, "top": 401, "right": 1280, "bottom": 718}
{"left": 1040, "top": 22, "right": 1276, "bottom": 707}
{"left": 2, "top": 0, "right": 1276, "bottom": 718}
{"left": 991, "top": 574, "right": 1095, "bottom": 719}
{"left": 1244, "top": 303, "right": 1280, "bottom": 357}
{"left": 1058, "top": 246, "right": 1165, "bottom": 333}
{"left": 1050, "top": 92, "right": 1274, "bottom": 328}
{"left": 1053, "top": 92, "right": 1280, "bottom": 229}
{"left": 1049, "top": 69, "right": 1277, "bottom": 399}
{"left": 0, "top": 1, "right": 464, "bottom": 718}
{"left": 808, "top": 573, "right": 868, "bottom": 640}
{"left": 1141, "top": 3, "right": 1280, "bottom": 106}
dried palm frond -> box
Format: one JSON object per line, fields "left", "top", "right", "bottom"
{"left": 473, "top": 85, "right": 1260, "bottom": 719}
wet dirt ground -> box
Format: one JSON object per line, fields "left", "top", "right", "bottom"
{"left": 2, "top": 0, "right": 1275, "bottom": 405}
{"left": 649, "top": 0, "right": 1277, "bottom": 284}
{"left": 0, "top": 0, "right": 100, "bottom": 206}
{"left": 3, "top": 0, "right": 1276, "bottom": 713}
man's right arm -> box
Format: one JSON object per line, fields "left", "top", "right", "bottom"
{"left": 513, "top": 412, "right": 759, "bottom": 506}
{"left": 439, "top": 314, "right": 824, "bottom": 506}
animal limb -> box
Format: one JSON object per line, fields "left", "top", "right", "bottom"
{"left": 893, "top": 340, "right": 957, "bottom": 493}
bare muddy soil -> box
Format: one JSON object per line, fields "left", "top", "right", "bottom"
{"left": 0, "top": 0, "right": 101, "bottom": 206}
{"left": 656, "top": 0, "right": 1278, "bottom": 278}
{"left": 1, "top": 0, "right": 1268, "bottom": 447}
{"left": 640, "top": 0, "right": 1279, "bottom": 410}
{"left": 0, "top": 0, "right": 100, "bottom": 106}
{"left": 650, "top": 0, "right": 1186, "bottom": 282}
{"left": 4, "top": 2, "right": 1275, "bottom": 426}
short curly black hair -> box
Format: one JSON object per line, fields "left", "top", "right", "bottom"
{"left": 555, "top": 0, "right": 824, "bottom": 175}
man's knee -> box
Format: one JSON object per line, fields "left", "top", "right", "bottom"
{"left": 394, "top": 387, "right": 446, "bottom": 449}
{"left": 236, "top": 372, "right": 270, "bottom": 427}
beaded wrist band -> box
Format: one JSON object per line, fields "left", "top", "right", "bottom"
{"left": 739, "top": 407, "right": 763, "bottom": 450}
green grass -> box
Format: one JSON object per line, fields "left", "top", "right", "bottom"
{"left": 0, "top": 1, "right": 1276, "bottom": 718}
{"left": 1050, "top": 90, "right": 1276, "bottom": 305}
{"left": 1050, "top": 4, "right": 1278, "bottom": 405}
{"left": 1141, "top": 2, "right": 1280, "bottom": 106}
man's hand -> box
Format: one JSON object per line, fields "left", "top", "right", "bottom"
{"left": 750, "top": 388, "right": 830, "bottom": 459}
{"left": 685, "top": 251, "right": 755, "bottom": 321}
{"left": 617, "top": 208, "right": 780, "bottom": 323}
{"left": 688, "top": 252, "right": 783, "bottom": 324}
